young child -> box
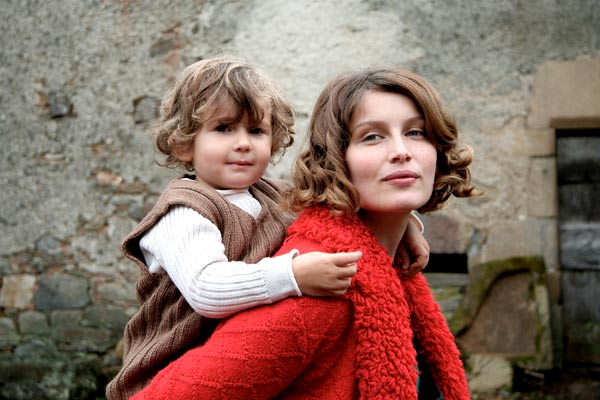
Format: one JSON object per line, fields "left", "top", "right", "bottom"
{"left": 106, "top": 55, "right": 428, "bottom": 399}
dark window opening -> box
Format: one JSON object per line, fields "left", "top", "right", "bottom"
{"left": 425, "top": 253, "right": 468, "bottom": 274}
{"left": 556, "top": 127, "right": 600, "bottom": 365}
{"left": 556, "top": 129, "right": 600, "bottom": 266}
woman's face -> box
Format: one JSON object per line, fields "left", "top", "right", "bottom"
{"left": 346, "top": 90, "right": 437, "bottom": 215}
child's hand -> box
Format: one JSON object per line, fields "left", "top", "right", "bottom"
{"left": 397, "top": 219, "right": 430, "bottom": 277}
{"left": 292, "top": 251, "right": 362, "bottom": 297}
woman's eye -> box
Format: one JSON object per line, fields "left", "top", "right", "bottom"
{"left": 406, "top": 129, "right": 425, "bottom": 137}
{"left": 362, "top": 132, "right": 383, "bottom": 142}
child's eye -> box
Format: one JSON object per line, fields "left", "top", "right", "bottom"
{"left": 249, "top": 127, "right": 265, "bottom": 135}
{"left": 215, "top": 124, "right": 230, "bottom": 132}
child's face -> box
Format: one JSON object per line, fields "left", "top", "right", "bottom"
{"left": 178, "top": 103, "right": 273, "bottom": 190}
{"left": 345, "top": 90, "right": 437, "bottom": 214}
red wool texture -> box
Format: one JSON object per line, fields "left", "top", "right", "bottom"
{"left": 132, "top": 206, "right": 470, "bottom": 400}
{"left": 286, "top": 207, "right": 470, "bottom": 399}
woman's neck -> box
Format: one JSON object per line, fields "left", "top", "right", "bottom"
{"left": 358, "top": 211, "right": 410, "bottom": 258}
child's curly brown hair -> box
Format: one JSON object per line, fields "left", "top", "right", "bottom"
{"left": 153, "top": 54, "right": 295, "bottom": 171}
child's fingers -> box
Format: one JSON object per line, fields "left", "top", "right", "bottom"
{"left": 329, "top": 278, "right": 352, "bottom": 296}
{"left": 399, "top": 257, "right": 427, "bottom": 278}
{"left": 336, "top": 264, "right": 357, "bottom": 278}
{"left": 331, "top": 251, "right": 362, "bottom": 267}
{"left": 396, "top": 243, "right": 410, "bottom": 270}
{"left": 331, "top": 288, "right": 348, "bottom": 296}
{"left": 409, "top": 255, "right": 428, "bottom": 274}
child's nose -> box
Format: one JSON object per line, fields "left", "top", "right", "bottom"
{"left": 233, "top": 130, "right": 251, "bottom": 151}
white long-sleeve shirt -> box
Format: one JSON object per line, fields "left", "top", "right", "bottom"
{"left": 139, "top": 187, "right": 301, "bottom": 319}
{"left": 140, "top": 184, "right": 425, "bottom": 320}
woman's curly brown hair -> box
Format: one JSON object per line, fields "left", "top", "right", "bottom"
{"left": 153, "top": 54, "right": 295, "bottom": 171}
{"left": 285, "top": 67, "right": 478, "bottom": 214}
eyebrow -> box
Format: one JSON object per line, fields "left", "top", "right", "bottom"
{"left": 351, "top": 115, "right": 424, "bottom": 131}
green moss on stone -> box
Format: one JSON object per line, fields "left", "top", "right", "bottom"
{"left": 449, "top": 256, "right": 546, "bottom": 335}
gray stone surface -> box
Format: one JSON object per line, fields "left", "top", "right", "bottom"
{"left": 559, "top": 183, "right": 600, "bottom": 221}
{"left": 562, "top": 270, "right": 600, "bottom": 322}
{"left": 458, "top": 272, "right": 538, "bottom": 356}
{"left": 0, "top": 356, "right": 105, "bottom": 400}
{"left": 560, "top": 222, "right": 600, "bottom": 270}
{"left": 557, "top": 136, "right": 600, "bottom": 183}
{"left": 18, "top": 311, "right": 50, "bottom": 337}
{"left": 0, "top": 274, "right": 36, "bottom": 309}
{"left": 0, "top": 317, "right": 20, "bottom": 349}
{"left": 35, "top": 274, "right": 90, "bottom": 310}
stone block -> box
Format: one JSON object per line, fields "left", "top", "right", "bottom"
{"left": 35, "top": 274, "right": 90, "bottom": 310}
{"left": 50, "top": 310, "right": 113, "bottom": 353}
{"left": 18, "top": 311, "right": 50, "bottom": 336}
{"left": 559, "top": 222, "right": 600, "bottom": 270}
{"left": 527, "top": 59, "right": 600, "bottom": 129}
{"left": 0, "top": 317, "right": 20, "bottom": 348}
{"left": 557, "top": 136, "right": 600, "bottom": 183}
{"left": 559, "top": 184, "right": 600, "bottom": 222}
{"left": 451, "top": 257, "right": 553, "bottom": 369}
{"left": 527, "top": 157, "right": 558, "bottom": 218}
{"left": 82, "top": 305, "right": 129, "bottom": 342}
{"left": 459, "top": 272, "right": 537, "bottom": 355}
{"left": 562, "top": 270, "right": 600, "bottom": 322}
{"left": 466, "top": 354, "right": 513, "bottom": 394}
{"left": 14, "top": 338, "right": 58, "bottom": 359}
{"left": 93, "top": 281, "right": 137, "bottom": 304}
{"left": 420, "top": 214, "right": 466, "bottom": 254}
{"left": 132, "top": 95, "right": 159, "bottom": 124}
{"left": 525, "top": 128, "right": 556, "bottom": 157}
{"left": 482, "top": 220, "right": 559, "bottom": 272}
{"left": 0, "top": 274, "right": 36, "bottom": 309}
{"left": 0, "top": 257, "right": 10, "bottom": 275}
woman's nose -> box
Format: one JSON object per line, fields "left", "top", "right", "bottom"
{"left": 389, "top": 136, "right": 412, "bottom": 162}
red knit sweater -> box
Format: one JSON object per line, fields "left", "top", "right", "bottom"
{"left": 132, "top": 207, "right": 469, "bottom": 400}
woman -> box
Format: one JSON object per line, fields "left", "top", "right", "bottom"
{"left": 132, "top": 67, "right": 476, "bottom": 400}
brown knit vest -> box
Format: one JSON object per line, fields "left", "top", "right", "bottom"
{"left": 106, "top": 177, "right": 295, "bottom": 400}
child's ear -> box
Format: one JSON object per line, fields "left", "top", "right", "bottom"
{"left": 173, "top": 146, "right": 193, "bottom": 163}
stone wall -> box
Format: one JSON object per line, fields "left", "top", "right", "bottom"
{"left": 1, "top": 0, "right": 599, "bottom": 398}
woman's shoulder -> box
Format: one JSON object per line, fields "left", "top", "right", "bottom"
{"left": 210, "top": 296, "right": 352, "bottom": 355}
{"left": 275, "top": 231, "right": 323, "bottom": 256}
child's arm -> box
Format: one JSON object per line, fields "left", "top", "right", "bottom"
{"left": 140, "top": 206, "right": 360, "bottom": 319}
{"left": 396, "top": 212, "right": 430, "bottom": 277}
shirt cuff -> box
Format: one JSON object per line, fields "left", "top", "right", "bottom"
{"left": 262, "top": 250, "right": 302, "bottom": 302}
{"left": 410, "top": 210, "right": 425, "bottom": 233}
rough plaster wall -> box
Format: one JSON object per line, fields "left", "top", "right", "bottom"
{"left": 3, "top": 0, "right": 599, "bottom": 255}
{"left": 0, "top": 0, "right": 599, "bottom": 357}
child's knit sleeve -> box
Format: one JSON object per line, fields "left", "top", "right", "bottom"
{"left": 140, "top": 206, "right": 301, "bottom": 319}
